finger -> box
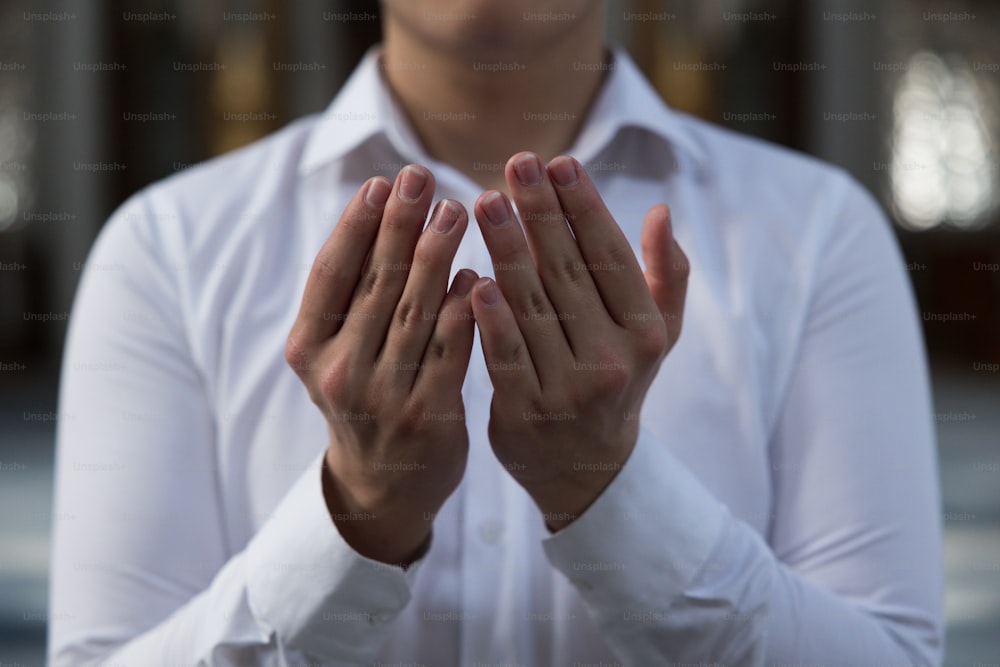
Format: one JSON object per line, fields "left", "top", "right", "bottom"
{"left": 412, "top": 269, "right": 479, "bottom": 404}
{"left": 505, "top": 152, "right": 602, "bottom": 329}
{"left": 340, "top": 165, "right": 436, "bottom": 358}
{"left": 291, "top": 176, "right": 391, "bottom": 346}
{"left": 380, "top": 200, "right": 469, "bottom": 386}
{"left": 547, "top": 156, "right": 657, "bottom": 328}
{"left": 470, "top": 277, "right": 540, "bottom": 396}
{"left": 641, "top": 204, "right": 689, "bottom": 347}
{"left": 474, "top": 190, "right": 574, "bottom": 373}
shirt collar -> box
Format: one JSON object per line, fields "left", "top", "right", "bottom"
{"left": 299, "top": 45, "right": 707, "bottom": 177}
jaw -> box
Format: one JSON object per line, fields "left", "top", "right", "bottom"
{"left": 381, "top": 0, "right": 606, "bottom": 65}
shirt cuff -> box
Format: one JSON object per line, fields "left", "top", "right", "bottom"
{"left": 542, "top": 426, "right": 729, "bottom": 613}
{"left": 245, "top": 452, "right": 422, "bottom": 663}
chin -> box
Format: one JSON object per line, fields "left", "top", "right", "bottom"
{"left": 382, "top": 0, "right": 604, "bottom": 59}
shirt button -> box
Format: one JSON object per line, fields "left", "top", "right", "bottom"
{"left": 477, "top": 519, "right": 504, "bottom": 545}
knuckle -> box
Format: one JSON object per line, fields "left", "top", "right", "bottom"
{"left": 312, "top": 257, "right": 340, "bottom": 283}
{"left": 398, "top": 398, "right": 433, "bottom": 434}
{"left": 412, "top": 240, "right": 439, "bottom": 269}
{"left": 358, "top": 261, "right": 409, "bottom": 303}
{"left": 384, "top": 209, "right": 418, "bottom": 233}
{"left": 284, "top": 331, "right": 312, "bottom": 375}
{"left": 318, "top": 355, "right": 353, "bottom": 404}
{"left": 635, "top": 323, "right": 669, "bottom": 360}
{"left": 361, "top": 206, "right": 384, "bottom": 226}
{"left": 355, "top": 266, "right": 385, "bottom": 301}
{"left": 596, "top": 363, "right": 630, "bottom": 396}
{"left": 508, "top": 338, "right": 528, "bottom": 364}
{"left": 340, "top": 205, "right": 376, "bottom": 231}
{"left": 424, "top": 335, "right": 450, "bottom": 362}
{"left": 578, "top": 349, "right": 631, "bottom": 398}
{"left": 605, "top": 241, "right": 635, "bottom": 270}
{"left": 493, "top": 336, "right": 526, "bottom": 368}
{"left": 492, "top": 235, "right": 526, "bottom": 267}
{"left": 549, "top": 254, "right": 589, "bottom": 288}
{"left": 393, "top": 299, "right": 425, "bottom": 333}
{"left": 518, "top": 289, "right": 550, "bottom": 321}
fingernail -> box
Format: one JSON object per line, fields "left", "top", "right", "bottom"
{"left": 365, "top": 177, "right": 391, "bottom": 208}
{"left": 478, "top": 279, "right": 499, "bottom": 306}
{"left": 482, "top": 192, "right": 510, "bottom": 226}
{"left": 399, "top": 165, "right": 427, "bottom": 201}
{"left": 549, "top": 157, "right": 578, "bottom": 187}
{"left": 452, "top": 270, "right": 475, "bottom": 297}
{"left": 432, "top": 200, "right": 460, "bottom": 233}
{"left": 513, "top": 153, "right": 542, "bottom": 187}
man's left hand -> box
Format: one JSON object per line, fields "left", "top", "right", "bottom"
{"left": 469, "top": 153, "right": 690, "bottom": 530}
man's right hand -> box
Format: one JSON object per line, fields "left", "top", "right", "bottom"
{"left": 285, "top": 165, "right": 476, "bottom": 566}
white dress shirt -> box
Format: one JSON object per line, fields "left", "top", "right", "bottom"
{"left": 49, "top": 47, "right": 944, "bottom": 667}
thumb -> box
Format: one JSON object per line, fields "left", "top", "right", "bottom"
{"left": 640, "top": 204, "right": 689, "bottom": 348}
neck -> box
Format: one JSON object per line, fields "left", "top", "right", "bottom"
{"left": 381, "top": 15, "right": 608, "bottom": 191}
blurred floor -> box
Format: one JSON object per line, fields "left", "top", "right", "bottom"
{"left": 1, "top": 365, "right": 998, "bottom": 666}
{"left": 0, "top": 373, "right": 55, "bottom": 667}
{"left": 935, "top": 365, "right": 1000, "bottom": 666}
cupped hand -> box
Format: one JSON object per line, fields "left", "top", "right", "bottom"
{"left": 469, "top": 153, "right": 689, "bottom": 530}
{"left": 286, "top": 165, "right": 477, "bottom": 564}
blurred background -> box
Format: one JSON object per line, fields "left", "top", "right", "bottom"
{"left": 1, "top": 0, "right": 998, "bottom": 664}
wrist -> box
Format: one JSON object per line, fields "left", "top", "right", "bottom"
{"left": 521, "top": 435, "right": 637, "bottom": 532}
{"left": 524, "top": 476, "right": 604, "bottom": 532}
{"left": 321, "top": 452, "right": 433, "bottom": 565}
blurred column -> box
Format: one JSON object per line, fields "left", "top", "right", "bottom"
{"left": 801, "top": 0, "right": 892, "bottom": 194}
{"left": 24, "top": 0, "right": 110, "bottom": 369}
{"left": 286, "top": 0, "right": 343, "bottom": 117}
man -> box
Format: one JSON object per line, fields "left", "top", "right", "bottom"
{"left": 49, "top": 1, "right": 944, "bottom": 665}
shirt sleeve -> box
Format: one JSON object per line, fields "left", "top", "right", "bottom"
{"left": 48, "top": 194, "right": 421, "bottom": 667}
{"left": 542, "top": 178, "right": 944, "bottom": 666}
